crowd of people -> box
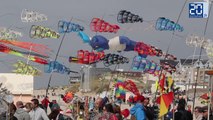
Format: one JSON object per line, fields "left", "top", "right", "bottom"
{"left": 0, "top": 95, "right": 212, "bottom": 120}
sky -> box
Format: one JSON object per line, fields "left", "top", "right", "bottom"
{"left": 0, "top": 0, "right": 212, "bottom": 89}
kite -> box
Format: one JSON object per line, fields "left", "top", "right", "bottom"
{"left": 21, "top": 9, "right": 47, "bottom": 22}
{"left": 131, "top": 56, "right": 176, "bottom": 75}
{"left": 185, "top": 35, "right": 213, "bottom": 58}
{"left": 0, "top": 28, "right": 22, "bottom": 40}
{"left": 0, "top": 39, "right": 50, "bottom": 57}
{"left": 90, "top": 18, "right": 120, "bottom": 33}
{"left": 44, "top": 61, "right": 77, "bottom": 74}
{"left": 13, "top": 60, "right": 41, "bottom": 76}
{"left": 58, "top": 20, "right": 84, "bottom": 33}
{"left": 117, "top": 10, "right": 143, "bottom": 23}
{"left": 69, "top": 50, "right": 105, "bottom": 64}
{"left": 155, "top": 17, "right": 183, "bottom": 32}
{"left": 101, "top": 53, "right": 129, "bottom": 67}
{"left": 30, "top": 25, "right": 60, "bottom": 39}
{"left": 0, "top": 44, "right": 48, "bottom": 64}
{"left": 185, "top": 34, "right": 208, "bottom": 48}
{"left": 78, "top": 32, "right": 176, "bottom": 60}
{"left": 115, "top": 80, "right": 126, "bottom": 101}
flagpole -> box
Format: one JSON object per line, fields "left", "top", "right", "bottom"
{"left": 192, "top": 1, "right": 212, "bottom": 112}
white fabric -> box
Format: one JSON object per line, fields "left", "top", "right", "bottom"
{"left": 108, "top": 36, "right": 126, "bottom": 51}
{"left": 29, "top": 107, "right": 49, "bottom": 120}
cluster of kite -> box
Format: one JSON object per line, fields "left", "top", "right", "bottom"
{"left": 102, "top": 53, "right": 129, "bottom": 67}
{"left": 44, "top": 61, "right": 73, "bottom": 74}
{"left": 117, "top": 10, "right": 143, "bottom": 23}
{"left": 69, "top": 50, "right": 129, "bottom": 66}
{"left": 0, "top": 9, "right": 182, "bottom": 77}
{"left": 0, "top": 28, "right": 22, "bottom": 40}
{"left": 132, "top": 56, "right": 176, "bottom": 75}
{"left": 134, "top": 42, "right": 177, "bottom": 60}
{"left": 69, "top": 50, "right": 105, "bottom": 64}
{"left": 21, "top": 9, "right": 47, "bottom": 22}
{"left": 90, "top": 18, "right": 120, "bottom": 33}
{"left": 13, "top": 61, "right": 41, "bottom": 76}
{"left": 131, "top": 56, "right": 161, "bottom": 75}
{"left": 155, "top": 17, "right": 183, "bottom": 32}
{"left": 30, "top": 25, "right": 60, "bottom": 39}
{"left": 58, "top": 20, "right": 84, "bottom": 33}
{"left": 79, "top": 34, "right": 176, "bottom": 60}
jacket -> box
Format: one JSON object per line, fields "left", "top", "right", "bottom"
{"left": 130, "top": 103, "right": 146, "bottom": 120}
{"left": 14, "top": 108, "right": 30, "bottom": 120}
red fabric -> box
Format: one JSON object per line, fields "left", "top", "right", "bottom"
{"left": 123, "top": 80, "right": 140, "bottom": 95}
{"left": 159, "top": 74, "right": 165, "bottom": 91}
{"left": 90, "top": 18, "right": 120, "bottom": 33}
{"left": 121, "top": 109, "right": 130, "bottom": 118}
{"left": 200, "top": 92, "right": 213, "bottom": 100}
{"left": 134, "top": 95, "right": 145, "bottom": 102}
{"left": 41, "top": 98, "right": 50, "bottom": 107}
{"left": 156, "top": 92, "right": 174, "bottom": 108}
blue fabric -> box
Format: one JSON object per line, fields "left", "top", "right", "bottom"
{"left": 130, "top": 103, "right": 146, "bottom": 120}
{"left": 90, "top": 35, "right": 109, "bottom": 51}
{"left": 78, "top": 31, "right": 90, "bottom": 43}
{"left": 119, "top": 36, "right": 136, "bottom": 51}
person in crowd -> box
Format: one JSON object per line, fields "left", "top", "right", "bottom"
{"left": 50, "top": 100, "right": 60, "bottom": 112}
{"left": 174, "top": 99, "right": 192, "bottom": 120}
{"left": 130, "top": 95, "right": 146, "bottom": 120}
{"left": 29, "top": 98, "right": 49, "bottom": 120}
{"left": 112, "top": 104, "right": 122, "bottom": 120}
{"left": 193, "top": 106, "right": 203, "bottom": 120}
{"left": 201, "top": 106, "right": 213, "bottom": 120}
{"left": 2, "top": 103, "right": 18, "bottom": 120}
{"left": 143, "top": 97, "right": 154, "bottom": 120}
{"left": 187, "top": 105, "right": 192, "bottom": 113}
{"left": 24, "top": 102, "right": 33, "bottom": 113}
{"left": 41, "top": 96, "right": 50, "bottom": 113}
{"left": 14, "top": 101, "right": 30, "bottom": 120}
{"left": 94, "top": 103, "right": 118, "bottom": 120}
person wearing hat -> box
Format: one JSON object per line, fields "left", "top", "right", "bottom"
{"left": 201, "top": 106, "right": 213, "bottom": 120}
{"left": 130, "top": 95, "right": 146, "bottom": 120}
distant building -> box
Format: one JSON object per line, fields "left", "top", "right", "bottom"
{"left": 80, "top": 65, "right": 111, "bottom": 92}
{"left": 0, "top": 73, "right": 34, "bottom": 104}
{"left": 69, "top": 74, "right": 81, "bottom": 83}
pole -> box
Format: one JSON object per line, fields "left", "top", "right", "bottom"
{"left": 192, "top": 2, "right": 212, "bottom": 111}
{"left": 208, "top": 75, "right": 212, "bottom": 120}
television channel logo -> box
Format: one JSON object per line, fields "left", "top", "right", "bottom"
{"left": 189, "top": 2, "right": 209, "bottom": 18}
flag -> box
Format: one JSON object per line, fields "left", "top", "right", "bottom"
{"left": 156, "top": 92, "right": 174, "bottom": 117}
{"left": 159, "top": 96, "right": 167, "bottom": 117}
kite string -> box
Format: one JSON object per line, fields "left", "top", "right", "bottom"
{"left": 45, "top": 17, "right": 73, "bottom": 96}
{"left": 153, "top": 0, "right": 188, "bottom": 114}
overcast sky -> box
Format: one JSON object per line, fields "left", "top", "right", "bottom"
{"left": 0, "top": 0, "right": 212, "bottom": 89}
